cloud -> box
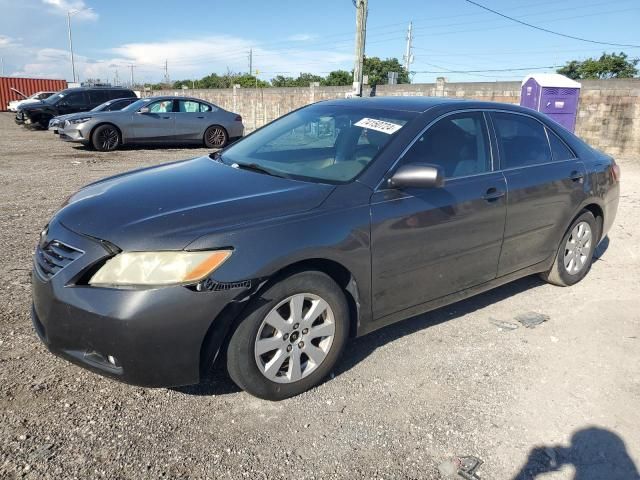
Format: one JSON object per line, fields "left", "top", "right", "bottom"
{"left": 110, "top": 35, "right": 352, "bottom": 80}
{"left": 0, "top": 35, "right": 20, "bottom": 49}
{"left": 287, "top": 34, "right": 317, "bottom": 42}
{"left": 42, "top": 0, "right": 98, "bottom": 20}
{"left": 8, "top": 35, "right": 353, "bottom": 83}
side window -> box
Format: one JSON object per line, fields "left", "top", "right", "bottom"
{"left": 199, "top": 102, "right": 212, "bottom": 112}
{"left": 546, "top": 128, "right": 576, "bottom": 161}
{"left": 402, "top": 111, "right": 491, "bottom": 178}
{"left": 63, "top": 92, "right": 87, "bottom": 107}
{"left": 492, "top": 112, "right": 552, "bottom": 168}
{"left": 148, "top": 100, "right": 174, "bottom": 113}
{"left": 89, "top": 90, "right": 109, "bottom": 105}
{"left": 177, "top": 100, "right": 201, "bottom": 112}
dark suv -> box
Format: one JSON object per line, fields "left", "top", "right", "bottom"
{"left": 15, "top": 87, "right": 137, "bottom": 129}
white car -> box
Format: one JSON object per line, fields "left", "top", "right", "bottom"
{"left": 7, "top": 91, "right": 56, "bottom": 112}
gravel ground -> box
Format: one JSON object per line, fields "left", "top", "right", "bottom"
{"left": 0, "top": 112, "right": 639, "bottom": 479}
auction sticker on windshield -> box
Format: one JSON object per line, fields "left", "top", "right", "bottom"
{"left": 354, "top": 118, "right": 402, "bottom": 134}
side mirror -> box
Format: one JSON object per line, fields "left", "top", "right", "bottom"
{"left": 388, "top": 163, "right": 445, "bottom": 189}
{"left": 138, "top": 107, "right": 150, "bottom": 114}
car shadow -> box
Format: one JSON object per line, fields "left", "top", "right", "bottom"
{"left": 71, "top": 144, "right": 213, "bottom": 152}
{"left": 334, "top": 274, "right": 545, "bottom": 378}
{"left": 175, "top": 274, "right": 546, "bottom": 398}
{"left": 593, "top": 235, "right": 610, "bottom": 262}
{"left": 512, "top": 426, "right": 639, "bottom": 479}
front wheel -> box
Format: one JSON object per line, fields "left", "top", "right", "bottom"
{"left": 92, "top": 124, "right": 120, "bottom": 151}
{"left": 226, "top": 271, "right": 349, "bottom": 400}
{"left": 540, "top": 210, "right": 599, "bottom": 286}
{"left": 204, "top": 125, "right": 228, "bottom": 148}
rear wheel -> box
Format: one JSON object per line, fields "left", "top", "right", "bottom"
{"left": 226, "top": 271, "right": 349, "bottom": 400}
{"left": 204, "top": 125, "right": 228, "bottom": 148}
{"left": 541, "top": 210, "right": 599, "bottom": 286}
{"left": 92, "top": 124, "right": 120, "bottom": 151}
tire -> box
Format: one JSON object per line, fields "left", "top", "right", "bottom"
{"left": 226, "top": 271, "right": 349, "bottom": 400}
{"left": 92, "top": 124, "right": 121, "bottom": 151}
{"left": 540, "top": 210, "right": 599, "bottom": 286}
{"left": 204, "top": 125, "right": 228, "bottom": 148}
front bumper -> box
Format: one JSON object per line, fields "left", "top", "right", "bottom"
{"left": 59, "top": 125, "right": 89, "bottom": 143}
{"left": 31, "top": 219, "right": 250, "bottom": 387}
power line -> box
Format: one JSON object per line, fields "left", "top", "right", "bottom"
{"left": 412, "top": 65, "right": 563, "bottom": 74}
{"left": 464, "top": 0, "right": 640, "bottom": 48}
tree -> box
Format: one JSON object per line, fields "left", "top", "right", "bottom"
{"left": 362, "top": 57, "right": 410, "bottom": 86}
{"left": 322, "top": 70, "right": 352, "bottom": 86}
{"left": 271, "top": 75, "right": 297, "bottom": 87}
{"left": 557, "top": 52, "right": 638, "bottom": 80}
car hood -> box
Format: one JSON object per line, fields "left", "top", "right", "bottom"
{"left": 55, "top": 156, "right": 335, "bottom": 250}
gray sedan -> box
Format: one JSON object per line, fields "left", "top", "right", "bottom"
{"left": 59, "top": 96, "right": 244, "bottom": 151}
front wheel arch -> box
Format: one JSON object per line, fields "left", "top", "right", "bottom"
{"left": 90, "top": 122, "right": 123, "bottom": 147}
{"left": 198, "top": 258, "right": 360, "bottom": 379}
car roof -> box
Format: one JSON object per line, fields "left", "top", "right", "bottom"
{"left": 62, "top": 87, "right": 134, "bottom": 93}
{"left": 143, "top": 95, "right": 211, "bottom": 103}
{"left": 320, "top": 96, "right": 532, "bottom": 114}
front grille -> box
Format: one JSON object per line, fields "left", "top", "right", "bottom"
{"left": 35, "top": 240, "right": 84, "bottom": 280}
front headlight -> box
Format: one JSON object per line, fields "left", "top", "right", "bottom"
{"left": 70, "top": 116, "right": 92, "bottom": 124}
{"left": 88, "top": 250, "right": 232, "bottom": 287}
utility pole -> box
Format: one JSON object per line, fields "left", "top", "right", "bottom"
{"left": 403, "top": 21, "right": 414, "bottom": 72}
{"left": 163, "top": 59, "right": 169, "bottom": 85}
{"left": 129, "top": 64, "right": 135, "bottom": 88}
{"left": 66, "top": 7, "right": 92, "bottom": 84}
{"left": 67, "top": 11, "right": 76, "bottom": 83}
{"left": 248, "top": 48, "right": 253, "bottom": 75}
{"left": 114, "top": 68, "right": 119, "bottom": 86}
{"left": 352, "top": 0, "right": 368, "bottom": 96}
{"left": 1, "top": 57, "right": 4, "bottom": 76}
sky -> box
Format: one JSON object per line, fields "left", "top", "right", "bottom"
{"left": 0, "top": 0, "right": 639, "bottom": 85}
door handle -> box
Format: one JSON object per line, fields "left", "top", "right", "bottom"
{"left": 196, "top": 116, "right": 204, "bottom": 119}
{"left": 570, "top": 171, "right": 584, "bottom": 182}
{"left": 483, "top": 187, "right": 505, "bottom": 202}
{"left": 162, "top": 116, "right": 171, "bottom": 119}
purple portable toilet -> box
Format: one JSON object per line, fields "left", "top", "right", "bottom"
{"left": 520, "top": 73, "right": 581, "bottom": 132}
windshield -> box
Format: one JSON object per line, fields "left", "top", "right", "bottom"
{"left": 221, "top": 104, "right": 416, "bottom": 183}
{"left": 44, "top": 92, "right": 66, "bottom": 104}
{"left": 123, "top": 98, "right": 152, "bottom": 111}
{"left": 91, "top": 100, "right": 112, "bottom": 112}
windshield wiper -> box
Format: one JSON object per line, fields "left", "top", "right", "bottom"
{"left": 209, "top": 151, "right": 225, "bottom": 163}
{"left": 231, "top": 162, "right": 289, "bottom": 179}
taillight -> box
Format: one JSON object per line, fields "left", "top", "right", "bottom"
{"left": 235, "top": 115, "right": 242, "bottom": 122}
{"left": 612, "top": 162, "right": 621, "bottom": 182}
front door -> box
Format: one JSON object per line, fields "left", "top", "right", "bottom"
{"left": 490, "top": 111, "right": 587, "bottom": 276}
{"left": 131, "top": 99, "right": 176, "bottom": 142}
{"left": 370, "top": 111, "right": 507, "bottom": 320}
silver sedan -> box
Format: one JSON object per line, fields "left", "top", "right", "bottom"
{"left": 59, "top": 96, "right": 244, "bottom": 151}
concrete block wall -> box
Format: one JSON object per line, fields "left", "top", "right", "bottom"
{"left": 151, "top": 78, "right": 640, "bottom": 158}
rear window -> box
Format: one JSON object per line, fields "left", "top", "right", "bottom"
{"left": 546, "top": 128, "right": 576, "bottom": 161}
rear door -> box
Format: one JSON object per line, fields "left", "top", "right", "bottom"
{"left": 370, "top": 111, "right": 507, "bottom": 320}
{"left": 130, "top": 99, "right": 176, "bottom": 142}
{"left": 88, "top": 90, "right": 109, "bottom": 109}
{"left": 174, "top": 100, "right": 212, "bottom": 141}
{"left": 491, "top": 111, "right": 587, "bottom": 276}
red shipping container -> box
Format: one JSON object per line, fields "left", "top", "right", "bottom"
{"left": 1, "top": 77, "right": 68, "bottom": 111}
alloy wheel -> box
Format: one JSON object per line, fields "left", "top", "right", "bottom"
{"left": 564, "top": 221, "right": 592, "bottom": 275}
{"left": 206, "top": 127, "right": 226, "bottom": 148}
{"left": 254, "top": 293, "right": 335, "bottom": 384}
{"left": 98, "top": 127, "right": 119, "bottom": 150}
